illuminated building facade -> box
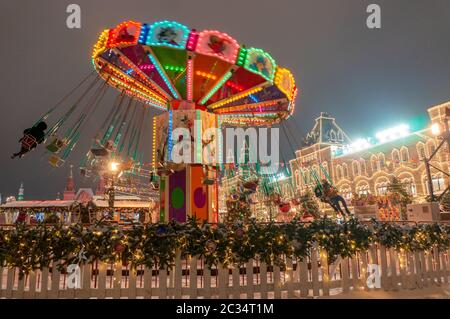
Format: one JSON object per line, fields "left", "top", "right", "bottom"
{"left": 289, "top": 101, "right": 450, "bottom": 202}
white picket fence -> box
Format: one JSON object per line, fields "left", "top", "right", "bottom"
{"left": 1, "top": 245, "right": 449, "bottom": 299}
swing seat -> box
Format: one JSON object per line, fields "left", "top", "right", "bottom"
{"left": 90, "top": 147, "right": 109, "bottom": 157}
{"left": 48, "top": 154, "right": 65, "bottom": 167}
{"left": 202, "top": 178, "right": 215, "bottom": 185}
{"left": 46, "top": 138, "right": 66, "bottom": 153}
{"left": 21, "top": 134, "right": 38, "bottom": 150}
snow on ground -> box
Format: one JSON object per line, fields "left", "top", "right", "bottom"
{"left": 318, "top": 284, "right": 450, "bottom": 299}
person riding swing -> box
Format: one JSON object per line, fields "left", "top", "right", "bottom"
{"left": 314, "top": 179, "right": 351, "bottom": 216}
{"left": 11, "top": 121, "right": 48, "bottom": 159}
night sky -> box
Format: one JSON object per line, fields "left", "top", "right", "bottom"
{"left": 0, "top": 0, "right": 449, "bottom": 200}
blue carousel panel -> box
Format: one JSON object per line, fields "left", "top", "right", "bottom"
{"left": 145, "top": 21, "right": 190, "bottom": 49}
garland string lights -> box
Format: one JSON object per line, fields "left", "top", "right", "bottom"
{"left": 1, "top": 217, "right": 449, "bottom": 279}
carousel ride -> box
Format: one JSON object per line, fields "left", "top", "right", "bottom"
{"left": 13, "top": 20, "right": 298, "bottom": 223}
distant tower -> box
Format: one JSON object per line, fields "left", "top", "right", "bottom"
{"left": 95, "top": 176, "right": 106, "bottom": 196}
{"left": 18, "top": 182, "right": 24, "bottom": 201}
{"left": 56, "top": 192, "right": 61, "bottom": 200}
{"left": 63, "top": 165, "right": 76, "bottom": 200}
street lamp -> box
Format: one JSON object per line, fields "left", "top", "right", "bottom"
{"left": 424, "top": 115, "right": 450, "bottom": 202}
{"left": 107, "top": 161, "right": 120, "bottom": 220}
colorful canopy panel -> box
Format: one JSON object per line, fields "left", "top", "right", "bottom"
{"left": 92, "top": 20, "right": 298, "bottom": 126}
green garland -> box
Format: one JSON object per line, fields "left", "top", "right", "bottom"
{"left": 1, "top": 217, "right": 450, "bottom": 279}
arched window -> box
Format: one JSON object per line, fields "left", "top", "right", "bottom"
{"left": 295, "top": 170, "right": 301, "bottom": 188}
{"left": 360, "top": 159, "right": 367, "bottom": 175}
{"left": 337, "top": 130, "right": 344, "bottom": 142}
{"left": 340, "top": 185, "right": 352, "bottom": 200}
{"left": 375, "top": 178, "right": 389, "bottom": 196}
{"left": 427, "top": 139, "right": 436, "bottom": 157}
{"left": 371, "top": 155, "right": 379, "bottom": 172}
{"left": 356, "top": 182, "right": 370, "bottom": 195}
{"left": 432, "top": 174, "right": 445, "bottom": 192}
{"left": 417, "top": 142, "right": 426, "bottom": 160}
{"left": 343, "top": 163, "right": 349, "bottom": 179}
{"left": 352, "top": 160, "right": 361, "bottom": 176}
{"left": 400, "top": 147, "right": 409, "bottom": 162}
{"left": 401, "top": 177, "right": 417, "bottom": 196}
{"left": 423, "top": 174, "right": 445, "bottom": 194}
{"left": 378, "top": 153, "right": 386, "bottom": 168}
{"left": 391, "top": 149, "right": 400, "bottom": 167}
{"left": 329, "top": 129, "right": 336, "bottom": 141}
{"left": 336, "top": 165, "right": 342, "bottom": 180}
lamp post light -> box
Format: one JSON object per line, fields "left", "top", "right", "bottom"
{"left": 107, "top": 161, "right": 120, "bottom": 220}
{"left": 424, "top": 109, "right": 450, "bottom": 202}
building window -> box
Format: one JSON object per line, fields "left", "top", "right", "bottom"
{"left": 336, "top": 165, "right": 342, "bottom": 180}
{"left": 378, "top": 153, "right": 386, "bottom": 168}
{"left": 417, "top": 143, "right": 426, "bottom": 160}
{"left": 391, "top": 149, "right": 400, "bottom": 166}
{"left": 352, "top": 160, "right": 361, "bottom": 176}
{"left": 432, "top": 174, "right": 445, "bottom": 192}
{"left": 329, "top": 129, "right": 336, "bottom": 141}
{"left": 356, "top": 183, "right": 370, "bottom": 195}
{"left": 360, "top": 159, "right": 367, "bottom": 175}
{"left": 427, "top": 140, "right": 436, "bottom": 157}
{"left": 371, "top": 155, "right": 379, "bottom": 172}
{"left": 400, "top": 147, "right": 409, "bottom": 162}
{"left": 402, "top": 178, "right": 417, "bottom": 196}
{"left": 376, "top": 183, "right": 388, "bottom": 196}
{"left": 340, "top": 186, "right": 352, "bottom": 200}
{"left": 343, "top": 163, "right": 349, "bottom": 179}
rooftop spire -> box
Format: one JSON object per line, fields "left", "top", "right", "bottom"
{"left": 63, "top": 165, "right": 76, "bottom": 200}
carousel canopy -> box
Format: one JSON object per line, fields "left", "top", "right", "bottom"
{"left": 92, "top": 20, "right": 298, "bottom": 126}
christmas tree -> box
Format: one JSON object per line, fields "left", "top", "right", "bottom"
{"left": 298, "top": 191, "right": 320, "bottom": 219}
{"left": 387, "top": 177, "right": 413, "bottom": 220}
{"left": 224, "top": 189, "right": 252, "bottom": 224}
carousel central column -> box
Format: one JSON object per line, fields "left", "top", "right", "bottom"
{"left": 153, "top": 101, "right": 219, "bottom": 223}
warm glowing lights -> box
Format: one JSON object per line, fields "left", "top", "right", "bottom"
{"left": 168, "top": 111, "right": 173, "bottom": 161}
{"left": 117, "top": 54, "right": 170, "bottom": 101}
{"left": 92, "top": 29, "right": 109, "bottom": 59}
{"left": 110, "top": 161, "right": 120, "bottom": 172}
{"left": 376, "top": 124, "right": 410, "bottom": 143}
{"left": 195, "top": 30, "right": 239, "bottom": 64}
{"left": 152, "top": 116, "right": 157, "bottom": 168}
{"left": 275, "top": 67, "right": 296, "bottom": 101}
{"left": 195, "top": 71, "right": 217, "bottom": 80}
{"left": 186, "top": 30, "right": 199, "bottom": 51}
{"left": 92, "top": 19, "right": 298, "bottom": 124}
{"left": 186, "top": 58, "right": 194, "bottom": 101}
{"left": 107, "top": 21, "right": 141, "bottom": 48}
{"left": 215, "top": 99, "right": 286, "bottom": 114}
{"left": 208, "top": 86, "right": 263, "bottom": 109}
{"left": 199, "top": 70, "right": 233, "bottom": 105}
{"left": 431, "top": 123, "right": 441, "bottom": 136}
{"left": 225, "top": 81, "right": 244, "bottom": 91}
